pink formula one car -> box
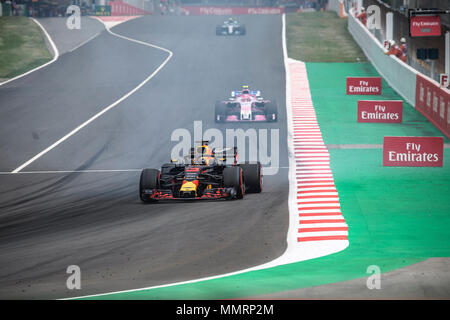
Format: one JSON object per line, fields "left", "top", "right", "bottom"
{"left": 215, "top": 86, "right": 278, "bottom": 123}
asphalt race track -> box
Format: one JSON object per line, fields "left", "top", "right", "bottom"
{"left": 0, "top": 15, "right": 289, "bottom": 299}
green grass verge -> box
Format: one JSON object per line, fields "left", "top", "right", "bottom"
{"left": 0, "top": 17, "right": 52, "bottom": 79}
{"left": 286, "top": 11, "right": 367, "bottom": 62}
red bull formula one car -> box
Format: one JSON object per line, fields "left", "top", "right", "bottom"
{"left": 215, "top": 86, "right": 278, "bottom": 122}
{"left": 139, "top": 141, "right": 262, "bottom": 202}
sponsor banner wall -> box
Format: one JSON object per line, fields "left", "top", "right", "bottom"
{"left": 108, "top": 0, "right": 151, "bottom": 16}
{"left": 346, "top": 77, "right": 381, "bottom": 95}
{"left": 383, "top": 136, "right": 444, "bottom": 167}
{"left": 415, "top": 73, "right": 450, "bottom": 139}
{"left": 357, "top": 100, "right": 402, "bottom": 123}
{"left": 181, "top": 6, "right": 284, "bottom": 15}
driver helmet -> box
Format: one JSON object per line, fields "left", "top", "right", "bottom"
{"left": 192, "top": 145, "right": 214, "bottom": 165}
{"left": 241, "top": 85, "right": 250, "bottom": 94}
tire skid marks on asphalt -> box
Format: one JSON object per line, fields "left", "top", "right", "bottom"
{"left": 62, "top": 13, "right": 347, "bottom": 300}
{"left": 289, "top": 60, "right": 349, "bottom": 244}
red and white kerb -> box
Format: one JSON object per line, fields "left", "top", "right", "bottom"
{"left": 289, "top": 61, "right": 348, "bottom": 243}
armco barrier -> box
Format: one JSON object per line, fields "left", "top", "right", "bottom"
{"left": 108, "top": 0, "right": 151, "bottom": 16}
{"left": 348, "top": 8, "right": 450, "bottom": 138}
{"left": 181, "top": 6, "right": 284, "bottom": 15}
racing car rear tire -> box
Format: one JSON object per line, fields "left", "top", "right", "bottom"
{"left": 240, "top": 25, "right": 246, "bottom": 35}
{"left": 216, "top": 26, "right": 222, "bottom": 35}
{"left": 239, "top": 162, "right": 262, "bottom": 193}
{"left": 139, "top": 168, "right": 160, "bottom": 203}
{"left": 265, "top": 101, "right": 278, "bottom": 122}
{"left": 223, "top": 166, "right": 244, "bottom": 199}
{"left": 215, "top": 101, "right": 227, "bottom": 123}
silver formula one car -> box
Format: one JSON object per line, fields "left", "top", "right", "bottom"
{"left": 216, "top": 18, "right": 246, "bottom": 36}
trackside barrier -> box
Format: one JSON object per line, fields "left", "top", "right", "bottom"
{"left": 348, "top": 8, "right": 450, "bottom": 138}
{"left": 348, "top": 8, "right": 417, "bottom": 106}
{"left": 181, "top": 6, "right": 284, "bottom": 15}
{"left": 108, "top": 0, "right": 151, "bottom": 16}
{"left": 416, "top": 74, "right": 450, "bottom": 138}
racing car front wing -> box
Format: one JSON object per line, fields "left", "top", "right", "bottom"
{"left": 225, "top": 115, "right": 268, "bottom": 122}
{"left": 141, "top": 187, "right": 237, "bottom": 200}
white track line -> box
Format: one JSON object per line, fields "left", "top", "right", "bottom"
{"left": 0, "top": 18, "right": 59, "bottom": 87}
{"left": 11, "top": 21, "right": 173, "bottom": 174}
{"left": 68, "top": 32, "right": 101, "bottom": 53}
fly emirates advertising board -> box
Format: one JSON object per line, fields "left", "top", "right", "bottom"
{"left": 346, "top": 77, "right": 382, "bottom": 95}
{"left": 383, "top": 137, "right": 444, "bottom": 167}
{"left": 357, "top": 100, "right": 403, "bottom": 123}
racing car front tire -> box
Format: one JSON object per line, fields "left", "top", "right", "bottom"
{"left": 139, "top": 168, "right": 160, "bottom": 203}
{"left": 223, "top": 166, "right": 244, "bottom": 199}
{"left": 265, "top": 101, "right": 278, "bottom": 122}
{"left": 239, "top": 162, "right": 262, "bottom": 193}
{"left": 215, "top": 101, "right": 227, "bottom": 123}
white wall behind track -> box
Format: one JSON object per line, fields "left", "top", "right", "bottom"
{"left": 348, "top": 8, "right": 417, "bottom": 106}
